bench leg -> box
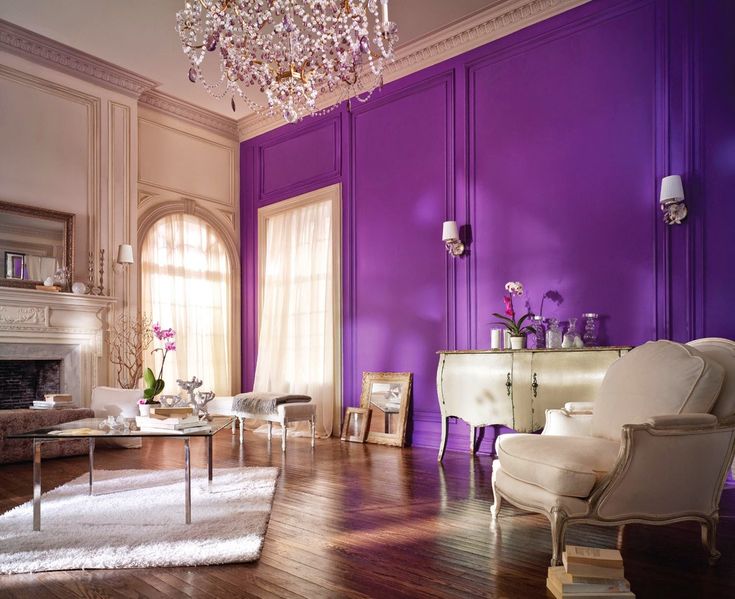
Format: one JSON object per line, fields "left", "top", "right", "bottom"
{"left": 310, "top": 415, "right": 316, "bottom": 448}
{"left": 268, "top": 421, "right": 273, "bottom": 442}
{"left": 282, "top": 423, "right": 287, "bottom": 452}
{"left": 238, "top": 416, "right": 244, "bottom": 444}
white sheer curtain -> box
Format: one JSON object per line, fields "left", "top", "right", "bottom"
{"left": 255, "top": 198, "right": 334, "bottom": 437}
{"left": 141, "top": 213, "right": 232, "bottom": 395}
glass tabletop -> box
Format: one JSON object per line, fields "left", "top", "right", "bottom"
{"left": 6, "top": 416, "right": 234, "bottom": 439}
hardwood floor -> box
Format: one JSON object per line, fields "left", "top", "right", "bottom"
{"left": 1, "top": 431, "right": 734, "bottom": 598}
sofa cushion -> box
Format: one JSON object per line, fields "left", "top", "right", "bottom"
{"left": 687, "top": 338, "right": 735, "bottom": 420}
{"left": 591, "top": 340, "right": 724, "bottom": 441}
{"left": 496, "top": 434, "right": 620, "bottom": 498}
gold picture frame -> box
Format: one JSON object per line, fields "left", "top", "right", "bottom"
{"left": 359, "top": 371, "right": 412, "bottom": 447}
{"left": 340, "top": 407, "right": 371, "bottom": 443}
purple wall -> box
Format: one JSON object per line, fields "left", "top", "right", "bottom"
{"left": 240, "top": 0, "right": 735, "bottom": 452}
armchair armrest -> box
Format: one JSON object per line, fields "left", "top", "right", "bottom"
{"left": 562, "top": 402, "right": 595, "bottom": 415}
{"left": 543, "top": 408, "right": 594, "bottom": 437}
{"left": 646, "top": 413, "right": 717, "bottom": 429}
{"left": 592, "top": 420, "right": 735, "bottom": 520}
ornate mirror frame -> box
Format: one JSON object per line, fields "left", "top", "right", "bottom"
{"left": 359, "top": 371, "right": 413, "bottom": 447}
{"left": 0, "top": 200, "right": 75, "bottom": 290}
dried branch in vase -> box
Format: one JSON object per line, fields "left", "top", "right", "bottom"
{"left": 107, "top": 313, "right": 153, "bottom": 389}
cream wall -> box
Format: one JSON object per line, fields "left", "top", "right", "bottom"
{"left": 0, "top": 48, "right": 138, "bottom": 387}
{"left": 137, "top": 106, "right": 241, "bottom": 394}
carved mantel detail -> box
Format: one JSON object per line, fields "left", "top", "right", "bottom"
{"left": 0, "top": 305, "right": 47, "bottom": 328}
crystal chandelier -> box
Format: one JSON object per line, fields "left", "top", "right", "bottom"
{"left": 176, "top": 0, "right": 399, "bottom": 123}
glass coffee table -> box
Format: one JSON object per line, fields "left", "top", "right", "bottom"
{"left": 7, "top": 416, "right": 234, "bottom": 531}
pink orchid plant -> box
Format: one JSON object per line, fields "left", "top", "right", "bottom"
{"left": 492, "top": 281, "right": 534, "bottom": 337}
{"left": 142, "top": 323, "right": 176, "bottom": 404}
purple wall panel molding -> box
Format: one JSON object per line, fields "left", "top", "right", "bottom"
{"left": 239, "top": 0, "right": 734, "bottom": 452}
{"left": 259, "top": 116, "right": 341, "bottom": 202}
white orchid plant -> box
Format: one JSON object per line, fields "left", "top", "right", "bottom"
{"left": 492, "top": 281, "right": 535, "bottom": 337}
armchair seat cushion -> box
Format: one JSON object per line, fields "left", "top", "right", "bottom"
{"left": 496, "top": 434, "right": 620, "bottom": 498}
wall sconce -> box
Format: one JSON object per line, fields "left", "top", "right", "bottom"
{"left": 442, "top": 220, "right": 464, "bottom": 257}
{"left": 660, "top": 175, "right": 687, "bottom": 225}
{"left": 116, "top": 244, "right": 134, "bottom": 267}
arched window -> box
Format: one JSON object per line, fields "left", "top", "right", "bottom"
{"left": 141, "top": 212, "right": 232, "bottom": 395}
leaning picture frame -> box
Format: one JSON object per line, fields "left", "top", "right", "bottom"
{"left": 340, "top": 407, "right": 371, "bottom": 443}
{"left": 359, "top": 371, "right": 412, "bottom": 447}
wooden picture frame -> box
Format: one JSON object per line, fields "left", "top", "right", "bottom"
{"left": 340, "top": 407, "right": 371, "bottom": 443}
{"left": 359, "top": 371, "right": 412, "bottom": 447}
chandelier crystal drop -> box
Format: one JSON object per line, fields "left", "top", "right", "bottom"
{"left": 176, "top": 0, "right": 399, "bottom": 123}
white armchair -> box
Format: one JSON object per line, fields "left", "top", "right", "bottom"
{"left": 491, "top": 338, "right": 735, "bottom": 566}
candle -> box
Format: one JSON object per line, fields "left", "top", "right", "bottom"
{"left": 491, "top": 329, "right": 501, "bottom": 350}
{"left": 503, "top": 330, "right": 511, "bottom": 349}
{"left": 380, "top": 0, "right": 389, "bottom": 25}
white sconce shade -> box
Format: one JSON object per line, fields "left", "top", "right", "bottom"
{"left": 442, "top": 220, "right": 459, "bottom": 241}
{"left": 659, "top": 175, "right": 687, "bottom": 225}
{"left": 442, "top": 220, "right": 464, "bottom": 257}
{"left": 116, "top": 244, "right": 134, "bottom": 265}
{"left": 660, "top": 175, "right": 685, "bottom": 204}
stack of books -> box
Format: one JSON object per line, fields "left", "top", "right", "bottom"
{"left": 31, "top": 394, "right": 75, "bottom": 410}
{"left": 546, "top": 545, "right": 634, "bottom": 598}
{"left": 134, "top": 413, "right": 210, "bottom": 434}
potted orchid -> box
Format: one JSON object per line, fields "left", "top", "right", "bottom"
{"left": 493, "top": 281, "right": 534, "bottom": 350}
{"left": 138, "top": 323, "right": 176, "bottom": 416}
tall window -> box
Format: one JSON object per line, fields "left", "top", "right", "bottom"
{"left": 141, "top": 213, "right": 232, "bottom": 395}
{"left": 255, "top": 184, "right": 341, "bottom": 437}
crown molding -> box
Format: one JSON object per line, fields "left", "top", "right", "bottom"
{"left": 139, "top": 89, "right": 238, "bottom": 139}
{"left": 0, "top": 19, "right": 158, "bottom": 98}
{"left": 237, "top": 0, "right": 588, "bottom": 141}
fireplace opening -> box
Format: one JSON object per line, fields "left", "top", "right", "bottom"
{"left": 0, "top": 360, "right": 62, "bottom": 409}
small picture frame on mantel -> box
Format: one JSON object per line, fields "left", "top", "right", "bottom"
{"left": 341, "top": 407, "right": 371, "bottom": 443}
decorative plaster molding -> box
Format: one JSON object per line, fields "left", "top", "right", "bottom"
{"left": 0, "top": 305, "right": 47, "bottom": 327}
{"left": 237, "top": 0, "right": 588, "bottom": 141}
{"left": 139, "top": 89, "right": 239, "bottom": 138}
{"left": 0, "top": 18, "right": 157, "bottom": 98}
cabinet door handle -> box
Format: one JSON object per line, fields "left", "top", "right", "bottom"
{"left": 506, "top": 373, "right": 512, "bottom": 396}
{"left": 532, "top": 372, "right": 539, "bottom": 397}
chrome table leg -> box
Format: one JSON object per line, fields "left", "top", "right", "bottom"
{"left": 89, "top": 437, "right": 95, "bottom": 495}
{"left": 184, "top": 437, "right": 191, "bottom": 524}
{"left": 207, "top": 435, "right": 213, "bottom": 483}
{"left": 33, "top": 439, "right": 41, "bottom": 531}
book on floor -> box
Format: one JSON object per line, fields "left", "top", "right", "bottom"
{"left": 546, "top": 576, "right": 635, "bottom": 599}
{"left": 562, "top": 549, "right": 625, "bottom": 579}
{"left": 565, "top": 546, "right": 624, "bottom": 569}
{"left": 548, "top": 566, "right": 630, "bottom": 594}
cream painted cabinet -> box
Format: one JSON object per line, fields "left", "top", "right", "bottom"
{"left": 436, "top": 348, "right": 630, "bottom": 461}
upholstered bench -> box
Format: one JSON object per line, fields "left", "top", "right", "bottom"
{"left": 232, "top": 392, "right": 315, "bottom": 451}
{"left": 0, "top": 407, "right": 94, "bottom": 464}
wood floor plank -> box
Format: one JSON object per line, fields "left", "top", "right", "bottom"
{"left": 1, "top": 433, "right": 734, "bottom": 598}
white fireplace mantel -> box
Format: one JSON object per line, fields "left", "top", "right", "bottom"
{"left": 0, "top": 287, "right": 116, "bottom": 405}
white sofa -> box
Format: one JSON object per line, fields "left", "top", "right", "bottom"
{"left": 491, "top": 338, "right": 735, "bottom": 565}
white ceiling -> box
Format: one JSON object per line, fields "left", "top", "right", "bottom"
{"left": 0, "top": 0, "right": 497, "bottom": 119}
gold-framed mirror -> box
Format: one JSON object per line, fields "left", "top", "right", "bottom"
{"left": 359, "top": 371, "right": 412, "bottom": 447}
{"left": 0, "top": 200, "right": 74, "bottom": 290}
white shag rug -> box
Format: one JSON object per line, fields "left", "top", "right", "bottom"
{"left": 0, "top": 467, "right": 279, "bottom": 574}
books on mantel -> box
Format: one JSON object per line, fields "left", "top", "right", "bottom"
{"left": 135, "top": 413, "right": 211, "bottom": 434}
{"left": 31, "top": 394, "right": 76, "bottom": 409}
{"left": 546, "top": 545, "right": 634, "bottom": 598}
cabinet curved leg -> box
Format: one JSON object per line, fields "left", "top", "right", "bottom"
{"left": 438, "top": 416, "right": 449, "bottom": 462}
